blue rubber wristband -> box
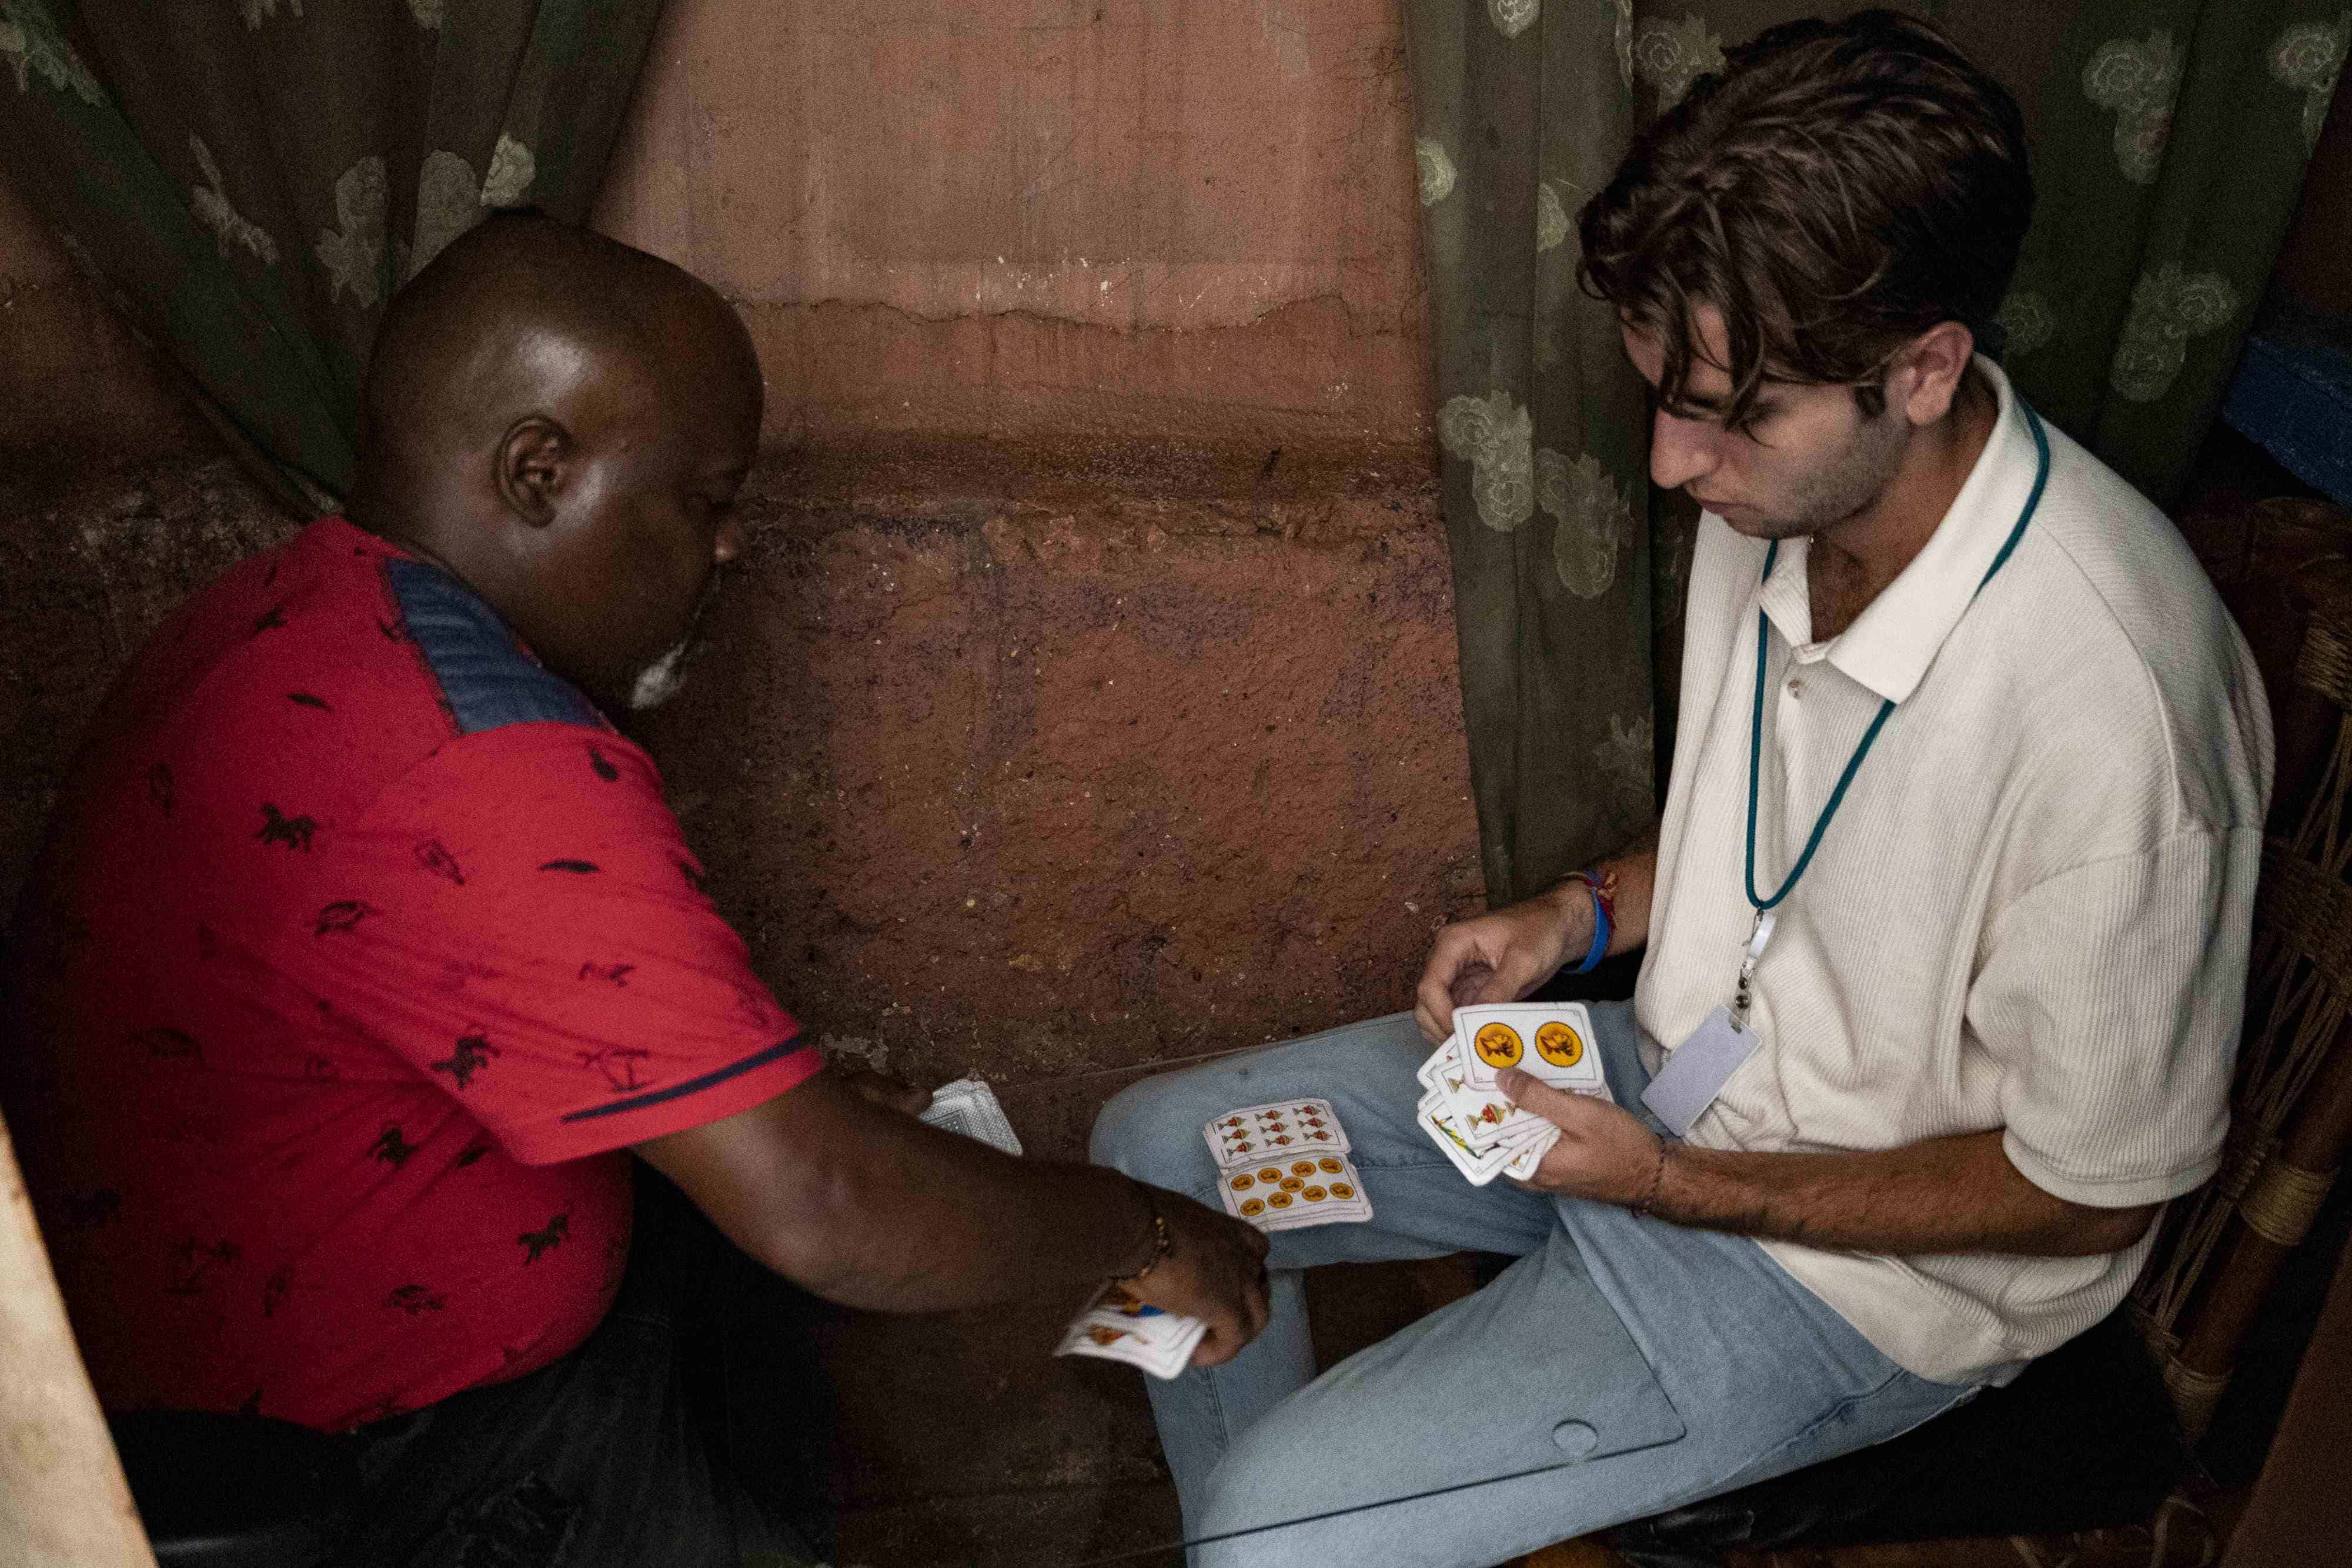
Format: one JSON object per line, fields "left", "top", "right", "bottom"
{"left": 1568, "top": 878, "right": 1611, "bottom": 974}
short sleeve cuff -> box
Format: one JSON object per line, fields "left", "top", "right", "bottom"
{"left": 2002, "top": 1128, "right": 2217, "bottom": 1211}
{"left": 499, "top": 1036, "right": 825, "bottom": 1165}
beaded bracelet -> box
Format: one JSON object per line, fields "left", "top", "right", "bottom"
{"left": 1629, "top": 1144, "right": 1669, "bottom": 1219}
{"left": 1115, "top": 1183, "right": 1174, "bottom": 1282}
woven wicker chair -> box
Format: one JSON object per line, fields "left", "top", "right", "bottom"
{"left": 2132, "top": 550, "right": 2352, "bottom": 1442}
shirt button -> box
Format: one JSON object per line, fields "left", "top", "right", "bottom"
{"left": 1787, "top": 678, "right": 1804, "bottom": 698}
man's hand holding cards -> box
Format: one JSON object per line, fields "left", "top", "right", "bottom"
{"left": 1056, "top": 1281, "right": 1210, "bottom": 1379}
{"left": 1058, "top": 1098, "right": 1367, "bottom": 1380}
{"left": 1414, "top": 1002, "right": 1616, "bottom": 1186}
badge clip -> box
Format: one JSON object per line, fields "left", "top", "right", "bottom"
{"left": 1731, "top": 908, "right": 1777, "bottom": 1029}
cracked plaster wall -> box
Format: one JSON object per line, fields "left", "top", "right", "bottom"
{"left": 592, "top": 0, "right": 1433, "bottom": 446}
{"left": 3, "top": 0, "right": 1432, "bottom": 470}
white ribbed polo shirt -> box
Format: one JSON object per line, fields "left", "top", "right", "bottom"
{"left": 1634, "top": 359, "right": 2273, "bottom": 1385}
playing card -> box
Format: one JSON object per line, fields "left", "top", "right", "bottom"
{"left": 1055, "top": 1282, "right": 1207, "bottom": 1379}
{"left": 919, "top": 1078, "right": 1024, "bottom": 1155}
{"left": 1420, "top": 1038, "right": 1511, "bottom": 1143}
{"left": 1415, "top": 1009, "right": 1612, "bottom": 1181}
{"left": 1415, "top": 1088, "right": 1522, "bottom": 1185}
{"left": 1502, "top": 1124, "right": 1559, "bottom": 1181}
{"left": 1415, "top": 1038, "right": 1462, "bottom": 1096}
{"left": 1444, "top": 1069, "right": 1615, "bottom": 1156}
{"left": 1451, "top": 1004, "right": 1608, "bottom": 1096}
{"left": 1214, "top": 1150, "right": 1372, "bottom": 1229}
{"left": 1204, "top": 1098, "right": 1349, "bottom": 1168}
{"left": 1420, "top": 1037, "right": 1524, "bottom": 1144}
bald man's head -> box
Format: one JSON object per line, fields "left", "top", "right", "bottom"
{"left": 347, "top": 213, "right": 763, "bottom": 715}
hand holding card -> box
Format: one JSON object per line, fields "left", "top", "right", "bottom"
{"left": 1412, "top": 1002, "right": 1612, "bottom": 1185}
{"left": 1491, "top": 1064, "right": 1661, "bottom": 1205}
{"left": 1110, "top": 1185, "right": 1272, "bottom": 1367}
{"left": 1056, "top": 1281, "right": 1207, "bottom": 1379}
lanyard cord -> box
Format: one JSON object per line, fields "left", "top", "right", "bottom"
{"left": 1744, "top": 402, "right": 2051, "bottom": 914}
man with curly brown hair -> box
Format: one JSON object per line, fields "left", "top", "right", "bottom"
{"left": 1095, "top": 14, "right": 2270, "bottom": 1566}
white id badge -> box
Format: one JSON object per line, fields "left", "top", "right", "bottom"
{"left": 1640, "top": 1006, "right": 1762, "bottom": 1137}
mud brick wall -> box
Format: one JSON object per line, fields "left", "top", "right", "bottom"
{"left": 0, "top": 444, "right": 1485, "bottom": 1102}
{"left": 0, "top": 0, "right": 1484, "bottom": 1095}
{"left": 0, "top": 10, "right": 1488, "bottom": 1559}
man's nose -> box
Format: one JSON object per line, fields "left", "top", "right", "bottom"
{"left": 1649, "top": 410, "right": 1718, "bottom": 494}
{"left": 714, "top": 519, "right": 743, "bottom": 565}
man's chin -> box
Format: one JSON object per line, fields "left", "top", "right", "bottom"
{"left": 1708, "top": 502, "right": 1812, "bottom": 541}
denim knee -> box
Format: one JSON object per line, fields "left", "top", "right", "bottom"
{"left": 1090, "top": 1072, "right": 1207, "bottom": 1187}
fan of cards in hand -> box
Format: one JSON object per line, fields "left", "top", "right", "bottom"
{"left": 1416, "top": 1002, "right": 1613, "bottom": 1185}
{"left": 1057, "top": 1098, "right": 1372, "bottom": 1379}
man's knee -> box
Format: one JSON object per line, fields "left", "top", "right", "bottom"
{"left": 1090, "top": 1072, "right": 1208, "bottom": 1186}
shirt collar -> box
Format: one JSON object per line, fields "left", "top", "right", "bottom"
{"left": 1752, "top": 357, "right": 2042, "bottom": 704}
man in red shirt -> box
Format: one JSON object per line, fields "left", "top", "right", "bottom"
{"left": 2, "top": 213, "right": 1268, "bottom": 1565}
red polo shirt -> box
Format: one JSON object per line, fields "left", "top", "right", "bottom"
{"left": 1, "top": 518, "right": 819, "bottom": 1430}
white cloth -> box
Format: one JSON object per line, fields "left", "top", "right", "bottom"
{"left": 1634, "top": 359, "right": 2273, "bottom": 1384}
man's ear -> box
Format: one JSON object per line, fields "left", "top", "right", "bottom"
{"left": 494, "top": 416, "right": 572, "bottom": 526}
{"left": 1893, "top": 321, "right": 1977, "bottom": 428}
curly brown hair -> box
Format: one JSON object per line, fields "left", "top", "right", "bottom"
{"left": 1578, "top": 10, "right": 2032, "bottom": 425}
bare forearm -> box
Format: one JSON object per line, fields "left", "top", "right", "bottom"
{"left": 789, "top": 1128, "right": 1148, "bottom": 1310}
{"left": 1646, "top": 1130, "right": 2153, "bottom": 1258}
{"left": 639, "top": 1078, "right": 1150, "bottom": 1311}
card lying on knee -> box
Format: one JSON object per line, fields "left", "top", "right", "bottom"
{"left": 1204, "top": 1098, "right": 1350, "bottom": 1164}
{"left": 1202, "top": 1098, "right": 1373, "bottom": 1230}
{"left": 1214, "top": 1151, "right": 1372, "bottom": 1229}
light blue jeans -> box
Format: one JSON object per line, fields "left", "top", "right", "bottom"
{"left": 1090, "top": 1002, "right": 1974, "bottom": 1568}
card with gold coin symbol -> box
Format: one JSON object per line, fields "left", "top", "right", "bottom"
{"left": 1472, "top": 1022, "right": 1524, "bottom": 1074}
{"left": 1535, "top": 1020, "right": 1584, "bottom": 1070}
{"left": 1453, "top": 1002, "right": 1608, "bottom": 1094}
{"left": 1232, "top": 1151, "right": 1374, "bottom": 1231}
{"left": 1207, "top": 1116, "right": 1375, "bottom": 1230}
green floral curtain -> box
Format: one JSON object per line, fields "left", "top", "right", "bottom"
{"left": 0, "top": 0, "right": 667, "bottom": 517}
{"left": 1403, "top": 0, "right": 1655, "bottom": 911}
{"left": 1404, "top": 0, "right": 2347, "bottom": 907}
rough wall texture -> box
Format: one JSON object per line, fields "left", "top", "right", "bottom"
{"left": 0, "top": 11, "right": 1465, "bottom": 1552}
{"left": 4, "top": 0, "right": 1429, "bottom": 473}
{"left": 593, "top": 0, "right": 1432, "bottom": 448}
{"left": 0, "top": 445, "right": 1481, "bottom": 1088}
{"left": 642, "top": 440, "right": 1481, "bottom": 1089}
